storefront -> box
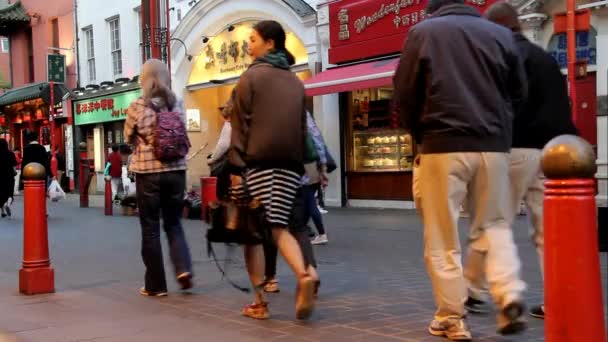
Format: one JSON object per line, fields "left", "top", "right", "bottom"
{"left": 0, "top": 81, "right": 69, "bottom": 160}
{"left": 170, "top": 0, "right": 318, "bottom": 189}
{"left": 72, "top": 85, "right": 140, "bottom": 193}
{"left": 310, "top": 0, "right": 493, "bottom": 208}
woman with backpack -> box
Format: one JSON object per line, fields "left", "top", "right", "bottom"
{"left": 229, "top": 20, "right": 317, "bottom": 320}
{"left": 125, "top": 59, "right": 193, "bottom": 297}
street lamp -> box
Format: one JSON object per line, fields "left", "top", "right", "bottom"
{"left": 170, "top": 37, "right": 193, "bottom": 61}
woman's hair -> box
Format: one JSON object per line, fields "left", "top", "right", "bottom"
{"left": 140, "top": 59, "right": 177, "bottom": 110}
{"left": 0, "top": 139, "right": 8, "bottom": 154}
{"left": 253, "top": 20, "right": 296, "bottom": 66}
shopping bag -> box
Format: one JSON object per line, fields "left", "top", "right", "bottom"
{"left": 48, "top": 179, "right": 66, "bottom": 202}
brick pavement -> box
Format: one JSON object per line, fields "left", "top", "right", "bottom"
{"left": 0, "top": 195, "right": 606, "bottom": 341}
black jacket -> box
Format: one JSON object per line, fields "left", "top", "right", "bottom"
{"left": 513, "top": 33, "right": 577, "bottom": 148}
{"left": 19, "top": 143, "right": 50, "bottom": 190}
{"left": 393, "top": 4, "right": 527, "bottom": 153}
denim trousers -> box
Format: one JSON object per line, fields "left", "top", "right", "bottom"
{"left": 136, "top": 170, "right": 192, "bottom": 292}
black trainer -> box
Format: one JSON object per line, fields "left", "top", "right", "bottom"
{"left": 497, "top": 301, "right": 528, "bottom": 335}
{"left": 465, "top": 297, "right": 489, "bottom": 314}
{"left": 529, "top": 305, "right": 544, "bottom": 319}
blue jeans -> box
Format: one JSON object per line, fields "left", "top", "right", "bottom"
{"left": 304, "top": 184, "right": 325, "bottom": 235}
{"left": 136, "top": 170, "right": 192, "bottom": 292}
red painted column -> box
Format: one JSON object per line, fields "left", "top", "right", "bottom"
{"left": 19, "top": 162, "right": 55, "bottom": 295}
{"left": 104, "top": 176, "right": 113, "bottom": 216}
{"left": 566, "top": 0, "right": 578, "bottom": 125}
{"left": 542, "top": 135, "right": 606, "bottom": 342}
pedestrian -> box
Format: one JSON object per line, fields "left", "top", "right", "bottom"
{"left": 0, "top": 139, "right": 17, "bottom": 218}
{"left": 229, "top": 20, "right": 317, "bottom": 320}
{"left": 263, "top": 110, "right": 327, "bottom": 294}
{"left": 208, "top": 90, "right": 235, "bottom": 200}
{"left": 125, "top": 59, "right": 193, "bottom": 297}
{"left": 13, "top": 148, "right": 21, "bottom": 195}
{"left": 393, "top": 0, "right": 529, "bottom": 339}
{"left": 107, "top": 144, "right": 124, "bottom": 201}
{"left": 20, "top": 131, "right": 50, "bottom": 191}
{"left": 463, "top": 1, "right": 578, "bottom": 320}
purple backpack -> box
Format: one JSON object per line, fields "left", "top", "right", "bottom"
{"left": 154, "top": 110, "right": 191, "bottom": 162}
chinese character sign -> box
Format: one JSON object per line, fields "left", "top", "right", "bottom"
{"left": 73, "top": 89, "right": 141, "bottom": 126}
{"left": 547, "top": 30, "right": 597, "bottom": 69}
{"left": 47, "top": 54, "right": 66, "bottom": 84}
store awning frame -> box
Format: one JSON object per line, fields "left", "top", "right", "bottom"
{"left": 0, "top": 82, "right": 70, "bottom": 108}
{"left": 304, "top": 57, "right": 400, "bottom": 97}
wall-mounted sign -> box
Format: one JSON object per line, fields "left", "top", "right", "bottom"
{"left": 329, "top": 0, "right": 494, "bottom": 64}
{"left": 547, "top": 29, "right": 597, "bottom": 69}
{"left": 47, "top": 54, "right": 66, "bottom": 84}
{"left": 186, "top": 109, "right": 201, "bottom": 132}
{"left": 188, "top": 20, "right": 309, "bottom": 86}
{"left": 73, "top": 89, "right": 141, "bottom": 126}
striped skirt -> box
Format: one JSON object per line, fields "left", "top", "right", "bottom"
{"left": 230, "top": 168, "right": 301, "bottom": 227}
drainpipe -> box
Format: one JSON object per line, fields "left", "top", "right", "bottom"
{"left": 73, "top": 0, "right": 81, "bottom": 88}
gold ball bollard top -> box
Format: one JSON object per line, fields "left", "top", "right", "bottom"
{"left": 541, "top": 135, "right": 597, "bottom": 179}
{"left": 79, "top": 142, "right": 87, "bottom": 151}
{"left": 22, "top": 163, "right": 47, "bottom": 181}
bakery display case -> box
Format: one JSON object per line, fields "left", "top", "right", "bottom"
{"left": 352, "top": 129, "right": 414, "bottom": 172}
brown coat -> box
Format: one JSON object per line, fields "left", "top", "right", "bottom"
{"left": 229, "top": 62, "right": 306, "bottom": 174}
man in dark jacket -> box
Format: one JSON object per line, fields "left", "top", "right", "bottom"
{"left": 464, "top": 1, "right": 578, "bottom": 321}
{"left": 393, "top": 0, "right": 528, "bottom": 339}
{"left": 19, "top": 131, "right": 50, "bottom": 190}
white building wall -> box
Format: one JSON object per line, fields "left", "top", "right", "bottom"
{"left": 76, "top": 0, "right": 143, "bottom": 86}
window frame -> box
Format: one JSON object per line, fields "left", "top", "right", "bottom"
{"left": 1, "top": 37, "right": 9, "bottom": 53}
{"left": 107, "top": 16, "right": 122, "bottom": 77}
{"left": 82, "top": 26, "right": 96, "bottom": 83}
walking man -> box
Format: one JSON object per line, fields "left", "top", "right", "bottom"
{"left": 464, "top": 1, "right": 578, "bottom": 320}
{"left": 394, "top": 0, "right": 528, "bottom": 339}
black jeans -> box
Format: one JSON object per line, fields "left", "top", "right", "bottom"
{"left": 136, "top": 170, "right": 192, "bottom": 292}
{"left": 264, "top": 187, "right": 317, "bottom": 279}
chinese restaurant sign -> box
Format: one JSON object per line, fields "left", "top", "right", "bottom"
{"left": 73, "top": 89, "right": 141, "bottom": 126}
{"left": 188, "top": 20, "right": 309, "bottom": 86}
{"left": 547, "top": 29, "right": 597, "bottom": 69}
{"left": 329, "top": 0, "right": 494, "bottom": 64}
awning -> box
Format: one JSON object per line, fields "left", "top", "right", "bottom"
{"left": 304, "top": 58, "right": 399, "bottom": 96}
{"left": 0, "top": 0, "right": 30, "bottom": 35}
{"left": 0, "top": 82, "right": 70, "bottom": 107}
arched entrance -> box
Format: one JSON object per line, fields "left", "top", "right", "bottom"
{"left": 170, "top": 0, "right": 317, "bottom": 187}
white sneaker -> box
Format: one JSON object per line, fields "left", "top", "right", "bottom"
{"left": 428, "top": 318, "right": 472, "bottom": 341}
{"left": 311, "top": 234, "right": 328, "bottom": 245}
{"left": 318, "top": 205, "right": 328, "bottom": 214}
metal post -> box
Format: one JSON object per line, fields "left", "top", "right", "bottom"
{"left": 541, "top": 135, "right": 606, "bottom": 342}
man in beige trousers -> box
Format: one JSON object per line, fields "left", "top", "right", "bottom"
{"left": 394, "top": 0, "right": 529, "bottom": 339}
{"left": 463, "top": 1, "right": 578, "bottom": 320}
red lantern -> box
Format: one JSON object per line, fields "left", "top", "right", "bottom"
{"left": 23, "top": 113, "right": 31, "bottom": 122}
{"left": 15, "top": 114, "right": 23, "bottom": 124}
{"left": 36, "top": 109, "right": 44, "bottom": 120}
{"left": 0, "top": 116, "right": 5, "bottom": 125}
{"left": 43, "top": 119, "right": 49, "bottom": 125}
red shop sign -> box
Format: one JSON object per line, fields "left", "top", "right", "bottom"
{"left": 329, "top": 0, "right": 494, "bottom": 64}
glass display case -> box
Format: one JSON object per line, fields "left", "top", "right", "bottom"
{"left": 353, "top": 129, "right": 414, "bottom": 172}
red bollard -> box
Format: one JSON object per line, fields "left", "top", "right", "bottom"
{"left": 201, "top": 177, "right": 217, "bottom": 221}
{"left": 19, "top": 162, "right": 55, "bottom": 295}
{"left": 104, "top": 176, "right": 113, "bottom": 216}
{"left": 79, "top": 142, "right": 89, "bottom": 208}
{"left": 542, "top": 135, "right": 606, "bottom": 342}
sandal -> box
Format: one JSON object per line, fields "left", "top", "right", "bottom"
{"left": 295, "top": 275, "right": 316, "bottom": 320}
{"left": 263, "top": 279, "right": 280, "bottom": 293}
{"left": 242, "top": 302, "right": 270, "bottom": 320}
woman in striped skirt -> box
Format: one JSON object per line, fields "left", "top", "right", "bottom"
{"left": 229, "top": 20, "right": 317, "bottom": 321}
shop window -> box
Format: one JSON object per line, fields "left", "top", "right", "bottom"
{"left": 347, "top": 87, "right": 414, "bottom": 172}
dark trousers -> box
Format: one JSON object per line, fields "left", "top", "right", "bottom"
{"left": 304, "top": 184, "right": 325, "bottom": 235}
{"left": 264, "top": 187, "right": 317, "bottom": 279}
{"left": 315, "top": 183, "right": 325, "bottom": 208}
{"left": 136, "top": 170, "right": 192, "bottom": 292}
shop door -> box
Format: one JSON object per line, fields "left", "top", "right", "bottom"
{"left": 574, "top": 72, "right": 597, "bottom": 147}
